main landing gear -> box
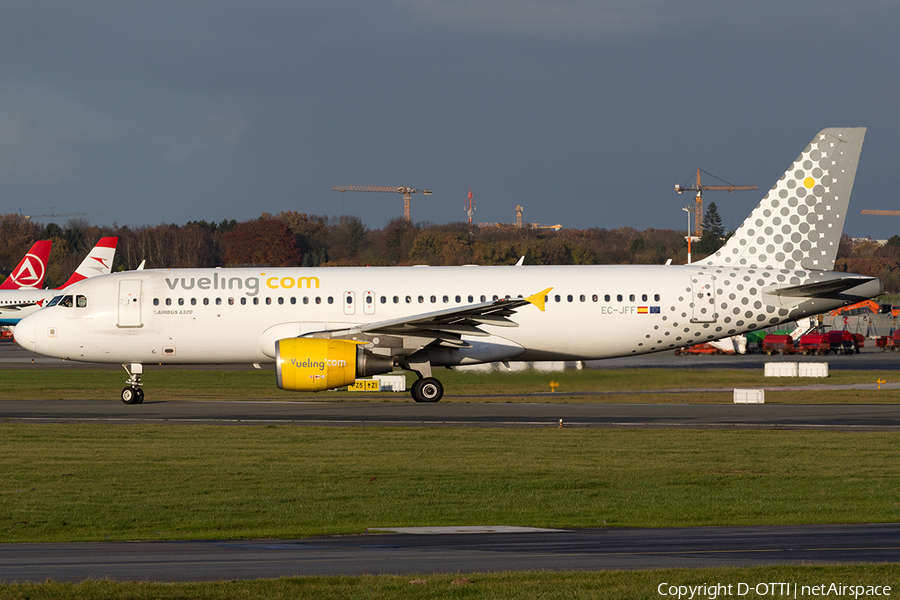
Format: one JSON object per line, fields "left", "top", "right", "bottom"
{"left": 404, "top": 356, "right": 444, "bottom": 403}
{"left": 121, "top": 363, "right": 144, "bottom": 405}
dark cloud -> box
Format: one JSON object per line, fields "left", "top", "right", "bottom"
{"left": 0, "top": 0, "right": 897, "bottom": 239}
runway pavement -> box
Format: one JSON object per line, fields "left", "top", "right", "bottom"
{"left": 4, "top": 398, "right": 900, "bottom": 430}
{"left": 3, "top": 524, "right": 900, "bottom": 582}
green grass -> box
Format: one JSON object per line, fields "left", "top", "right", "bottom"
{"left": 3, "top": 425, "right": 900, "bottom": 543}
{"left": 1, "top": 566, "right": 899, "bottom": 599}
{"left": 1, "top": 367, "right": 900, "bottom": 402}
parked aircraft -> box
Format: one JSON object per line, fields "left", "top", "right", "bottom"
{"left": 15, "top": 129, "right": 881, "bottom": 404}
{"left": 0, "top": 237, "right": 118, "bottom": 326}
{"left": 0, "top": 240, "right": 52, "bottom": 290}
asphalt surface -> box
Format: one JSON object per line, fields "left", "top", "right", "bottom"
{"left": 3, "top": 524, "right": 900, "bottom": 583}
{"left": 5, "top": 398, "right": 900, "bottom": 430}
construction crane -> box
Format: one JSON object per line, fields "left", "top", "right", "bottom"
{"left": 861, "top": 209, "right": 900, "bottom": 216}
{"left": 675, "top": 168, "right": 757, "bottom": 235}
{"left": 20, "top": 208, "right": 104, "bottom": 220}
{"left": 516, "top": 205, "right": 523, "bottom": 228}
{"left": 331, "top": 185, "right": 432, "bottom": 222}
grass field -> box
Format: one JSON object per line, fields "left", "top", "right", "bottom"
{"left": 3, "top": 425, "right": 900, "bottom": 543}
{"left": 1, "top": 565, "right": 898, "bottom": 600}
{"left": 1, "top": 366, "right": 900, "bottom": 402}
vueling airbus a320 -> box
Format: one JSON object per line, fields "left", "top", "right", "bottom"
{"left": 14, "top": 128, "right": 882, "bottom": 404}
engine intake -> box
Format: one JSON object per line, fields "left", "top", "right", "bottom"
{"left": 275, "top": 338, "right": 392, "bottom": 391}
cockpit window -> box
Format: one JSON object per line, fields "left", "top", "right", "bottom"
{"left": 60, "top": 295, "right": 74, "bottom": 308}
{"left": 76, "top": 295, "right": 87, "bottom": 308}
{"left": 47, "top": 296, "right": 63, "bottom": 307}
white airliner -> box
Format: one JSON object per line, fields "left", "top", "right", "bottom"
{"left": 0, "top": 237, "right": 118, "bottom": 326}
{"left": 15, "top": 128, "right": 882, "bottom": 404}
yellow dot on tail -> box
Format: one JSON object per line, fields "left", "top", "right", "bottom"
{"left": 804, "top": 176, "right": 815, "bottom": 188}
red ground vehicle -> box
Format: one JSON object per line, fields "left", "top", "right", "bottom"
{"left": 827, "top": 330, "right": 858, "bottom": 354}
{"left": 762, "top": 334, "right": 794, "bottom": 355}
{"left": 797, "top": 332, "right": 829, "bottom": 355}
{"left": 876, "top": 330, "right": 900, "bottom": 351}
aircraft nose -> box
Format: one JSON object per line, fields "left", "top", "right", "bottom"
{"left": 13, "top": 314, "right": 36, "bottom": 352}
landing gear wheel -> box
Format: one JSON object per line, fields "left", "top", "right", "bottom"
{"left": 121, "top": 386, "right": 142, "bottom": 405}
{"left": 411, "top": 377, "right": 443, "bottom": 403}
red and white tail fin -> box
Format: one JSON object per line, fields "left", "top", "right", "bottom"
{"left": 0, "top": 240, "right": 52, "bottom": 290}
{"left": 59, "top": 237, "right": 118, "bottom": 289}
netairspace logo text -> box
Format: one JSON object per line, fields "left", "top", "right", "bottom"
{"left": 658, "top": 582, "right": 892, "bottom": 599}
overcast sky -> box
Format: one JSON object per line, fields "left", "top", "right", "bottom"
{"left": 1, "top": 1, "right": 898, "bottom": 239}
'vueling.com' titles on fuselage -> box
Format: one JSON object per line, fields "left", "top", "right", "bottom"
{"left": 163, "top": 273, "right": 320, "bottom": 297}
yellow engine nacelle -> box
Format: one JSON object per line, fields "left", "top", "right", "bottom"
{"left": 275, "top": 338, "right": 392, "bottom": 392}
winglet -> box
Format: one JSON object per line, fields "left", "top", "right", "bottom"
{"left": 526, "top": 287, "right": 553, "bottom": 312}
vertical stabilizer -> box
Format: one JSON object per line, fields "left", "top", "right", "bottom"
{"left": 0, "top": 240, "right": 52, "bottom": 289}
{"left": 59, "top": 237, "right": 118, "bottom": 289}
{"left": 703, "top": 128, "right": 865, "bottom": 271}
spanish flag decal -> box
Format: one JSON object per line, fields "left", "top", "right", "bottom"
{"left": 637, "top": 307, "right": 648, "bottom": 314}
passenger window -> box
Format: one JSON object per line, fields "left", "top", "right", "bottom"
{"left": 241, "top": 298, "right": 247, "bottom": 305}
{"left": 165, "top": 298, "right": 172, "bottom": 306}
{"left": 253, "top": 297, "right": 259, "bottom": 305}
{"left": 406, "top": 296, "right": 412, "bottom": 303}
{"left": 642, "top": 294, "right": 648, "bottom": 301}
{"left": 579, "top": 295, "right": 585, "bottom": 302}
{"left": 592, "top": 294, "right": 598, "bottom": 302}
{"left": 418, "top": 296, "right": 424, "bottom": 303}
{"left": 291, "top": 297, "right": 296, "bottom": 305}
{"left": 604, "top": 295, "right": 610, "bottom": 302}
{"left": 346, "top": 296, "right": 353, "bottom": 305}
{"left": 76, "top": 295, "right": 87, "bottom": 308}
{"left": 266, "top": 297, "right": 272, "bottom": 305}
{"left": 179, "top": 298, "right": 185, "bottom": 306}
{"left": 203, "top": 298, "right": 210, "bottom": 306}
{"left": 554, "top": 295, "right": 561, "bottom": 302}
{"left": 316, "top": 297, "right": 321, "bottom": 304}
{"left": 616, "top": 295, "right": 623, "bottom": 302}
{"left": 216, "top": 298, "right": 222, "bottom": 305}
{"left": 228, "top": 298, "right": 234, "bottom": 305}
{"left": 431, "top": 295, "right": 436, "bottom": 303}
{"left": 278, "top": 297, "right": 284, "bottom": 305}
{"left": 327, "top": 297, "right": 333, "bottom": 304}
{"left": 153, "top": 298, "right": 159, "bottom": 306}
{"left": 393, "top": 296, "right": 399, "bottom": 304}
{"left": 629, "top": 294, "right": 635, "bottom": 302}
{"left": 191, "top": 298, "right": 197, "bottom": 306}
{"left": 468, "top": 295, "right": 474, "bottom": 303}
{"left": 303, "top": 297, "right": 309, "bottom": 305}
{"left": 455, "top": 295, "right": 461, "bottom": 303}
{"left": 480, "top": 295, "right": 486, "bottom": 302}
{"left": 567, "top": 295, "right": 573, "bottom": 302}
{"left": 493, "top": 295, "right": 499, "bottom": 301}
{"left": 443, "top": 295, "right": 449, "bottom": 303}
{"left": 654, "top": 294, "right": 660, "bottom": 301}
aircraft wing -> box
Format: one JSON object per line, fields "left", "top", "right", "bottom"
{"left": 313, "top": 287, "right": 552, "bottom": 348}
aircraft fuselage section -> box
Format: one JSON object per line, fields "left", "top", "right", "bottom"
{"left": 15, "top": 263, "right": 881, "bottom": 366}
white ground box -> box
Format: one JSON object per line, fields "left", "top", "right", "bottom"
{"left": 764, "top": 362, "right": 799, "bottom": 377}
{"left": 734, "top": 388, "right": 765, "bottom": 404}
{"left": 797, "top": 362, "right": 828, "bottom": 377}
{"left": 373, "top": 375, "right": 407, "bottom": 392}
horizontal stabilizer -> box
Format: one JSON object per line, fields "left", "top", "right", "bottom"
{"left": 766, "top": 276, "right": 876, "bottom": 298}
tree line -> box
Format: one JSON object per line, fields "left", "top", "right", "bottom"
{"left": 2, "top": 204, "right": 900, "bottom": 294}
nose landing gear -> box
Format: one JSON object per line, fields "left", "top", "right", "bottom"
{"left": 121, "top": 363, "right": 144, "bottom": 404}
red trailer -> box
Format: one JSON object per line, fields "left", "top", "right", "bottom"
{"left": 762, "top": 334, "right": 795, "bottom": 355}
{"left": 827, "top": 330, "right": 856, "bottom": 354}
{"left": 797, "top": 332, "right": 829, "bottom": 355}
{"left": 876, "top": 330, "right": 900, "bottom": 351}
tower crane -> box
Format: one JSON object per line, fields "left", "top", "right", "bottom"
{"left": 516, "top": 205, "right": 523, "bottom": 228}
{"left": 465, "top": 187, "right": 476, "bottom": 234}
{"left": 331, "top": 185, "right": 432, "bottom": 222}
{"left": 675, "top": 168, "right": 757, "bottom": 235}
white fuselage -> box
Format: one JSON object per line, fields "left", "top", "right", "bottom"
{"left": 0, "top": 288, "right": 56, "bottom": 326}
{"left": 12, "top": 263, "right": 878, "bottom": 366}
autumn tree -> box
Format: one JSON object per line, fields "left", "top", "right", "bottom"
{"left": 222, "top": 219, "right": 300, "bottom": 266}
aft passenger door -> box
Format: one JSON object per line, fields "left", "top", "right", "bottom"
{"left": 118, "top": 279, "right": 143, "bottom": 328}
{"left": 690, "top": 274, "right": 717, "bottom": 323}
